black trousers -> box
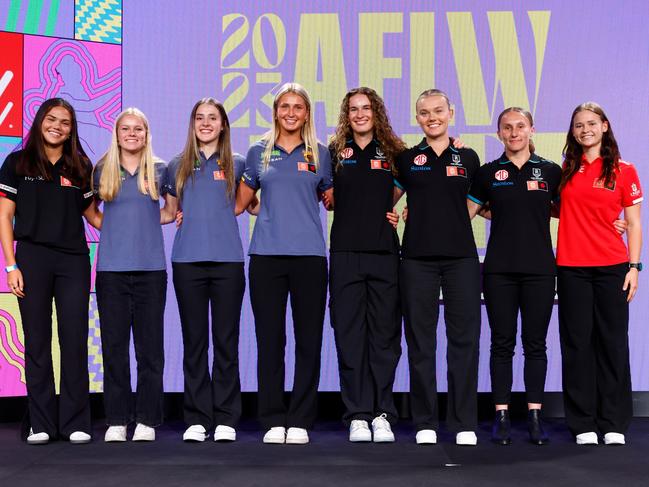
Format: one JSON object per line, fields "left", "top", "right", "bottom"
{"left": 329, "top": 251, "right": 401, "bottom": 425}
{"left": 401, "top": 257, "right": 481, "bottom": 432}
{"left": 15, "top": 241, "right": 91, "bottom": 439}
{"left": 96, "top": 270, "right": 167, "bottom": 427}
{"left": 249, "top": 255, "right": 327, "bottom": 429}
{"left": 557, "top": 264, "right": 632, "bottom": 435}
{"left": 172, "top": 262, "right": 244, "bottom": 429}
{"left": 483, "top": 273, "right": 555, "bottom": 405}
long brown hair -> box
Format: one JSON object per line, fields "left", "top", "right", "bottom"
{"left": 560, "top": 102, "right": 620, "bottom": 190}
{"left": 18, "top": 97, "right": 90, "bottom": 186}
{"left": 497, "top": 107, "right": 535, "bottom": 153}
{"left": 331, "top": 87, "right": 405, "bottom": 173}
{"left": 176, "top": 98, "right": 235, "bottom": 199}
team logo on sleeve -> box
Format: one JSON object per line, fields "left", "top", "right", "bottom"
{"left": 494, "top": 170, "right": 509, "bottom": 181}
{"left": 213, "top": 170, "right": 225, "bottom": 180}
{"left": 340, "top": 147, "right": 354, "bottom": 159}
{"left": 631, "top": 183, "right": 641, "bottom": 197}
{"left": 527, "top": 180, "right": 548, "bottom": 192}
{"left": 371, "top": 159, "right": 391, "bottom": 171}
{"left": 413, "top": 154, "right": 427, "bottom": 166}
{"left": 446, "top": 166, "right": 467, "bottom": 178}
{"left": 298, "top": 162, "right": 317, "bottom": 174}
{"left": 593, "top": 178, "right": 616, "bottom": 191}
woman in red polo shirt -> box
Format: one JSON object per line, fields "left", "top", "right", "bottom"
{"left": 557, "top": 102, "right": 642, "bottom": 446}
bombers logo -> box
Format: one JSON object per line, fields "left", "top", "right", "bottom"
{"left": 413, "top": 154, "right": 427, "bottom": 166}
{"left": 340, "top": 147, "right": 354, "bottom": 159}
{"left": 494, "top": 169, "right": 509, "bottom": 181}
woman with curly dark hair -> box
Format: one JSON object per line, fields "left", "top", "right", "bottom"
{"left": 557, "top": 102, "right": 642, "bottom": 446}
{"left": 327, "top": 87, "right": 405, "bottom": 442}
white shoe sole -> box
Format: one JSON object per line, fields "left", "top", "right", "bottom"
{"left": 183, "top": 433, "right": 207, "bottom": 442}
{"left": 214, "top": 432, "right": 236, "bottom": 442}
{"left": 373, "top": 435, "right": 395, "bottom": 443}
{"left": 349, "top": 434, "right": 372, "bottom": 442}
{"left": 286, "top": 437, "right": 309, "bottom": 444}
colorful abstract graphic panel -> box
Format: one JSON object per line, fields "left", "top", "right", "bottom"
{"left": 23, "top": 36, "right": 121, "bottom": 160}
{"left": 0, "top": 294, "right": 25, "bottom": 396}
{"left": 0, "top": 0, "right": 74, "bottom": 38}
{"left": 74, "top": 0, "right": 121, "bottom": 44}
{"left": 0, "top": 32, "right": 23, "bottom": 137}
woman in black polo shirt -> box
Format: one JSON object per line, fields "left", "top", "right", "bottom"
{"left": 0, "top": 98, "right": 100, "bottom": 445}
{"left": 467, "top": 107, "right": 561, "bottom": 445}
{"left": 327, "top": 87, "right": 405, "bottom": 443}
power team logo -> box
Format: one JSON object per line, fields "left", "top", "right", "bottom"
{"left": 375, "top": 147, "right": 385, "bottom": 159}
{"left": 413, "top": 154, "right": 427, "bottom": 166}
{"left": 340, "top": 147, "right": 354, "bottom": 159}
{"left": 370, "top": 159, "right": 390, "bottom": 171}
{"left": 446, "top": 166, "right": 467, "bottom": 178}
{"left": 527, "top": 180, "right": 548, "bottom": 192}
{"left": 451, "top": 154, "right": 461, "bottom": 165}
{"left": 495, "top": 169, "right": 509, "bottom": 181}
{"left": 297, "top": 162, "right": 317, "bottom": 174}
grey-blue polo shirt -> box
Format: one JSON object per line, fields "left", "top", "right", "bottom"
{"left": 94, "top": 161, "right": 168, "bottom": 271}
{"left": 166, "top": 151, "right": 245, "bottom": 263}
{"left": 242, "top": 140, "right": 333, "bottom": 256}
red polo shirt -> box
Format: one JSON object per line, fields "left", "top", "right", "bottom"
{"left": 557, "top": 156, "right": 643, "bottom": 266}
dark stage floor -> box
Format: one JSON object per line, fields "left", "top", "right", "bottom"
{"left": 1, "top": 419, "right": 648, "bottom": 486}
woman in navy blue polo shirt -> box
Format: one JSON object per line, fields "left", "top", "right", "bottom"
{"left": 0, "top": 98, "right": 99, "bottom": 445}
{"left": 93, "top": 108, "right": 174, "bottom": 443}
{"left": 327, "top": 87, "right": 405, "bottom": 443}
{"left": 467, "top": 108, "right": 561, "bottom": 445}
{"left": 236, "top": 82, "right": 333, "bottom": 445}
{"left": 165, "top": 98, "right": 245, "bottom": 443}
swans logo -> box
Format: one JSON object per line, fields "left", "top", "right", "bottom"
{"left": 495, "top": 170, "right": 509, "bottom": 181}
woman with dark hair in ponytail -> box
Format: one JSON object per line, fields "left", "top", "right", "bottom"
{"left": 467, "top": 107, "right": 561, "bottom": 445}
{"left": 0, "top": 98, "right": 100, "bottom": 445}
{"left": 556, "top": 102, "right": 642, "bottom": 446}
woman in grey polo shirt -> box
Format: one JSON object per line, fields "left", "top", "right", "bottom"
{"left": 93, "top": 108, "right": 175, "bottom": 443}
{"left": 236, "top": 82, "right": 333, "bottom": 445}
{"left": 165, "top": 98, "right": 246, "bottom": 442}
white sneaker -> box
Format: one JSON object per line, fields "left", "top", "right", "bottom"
{"left": 286, "top": 427, "right": 309, "bottom": 444}
{"left": 456, "top": 431, "right": 477, "bottom": 446}
{"left": 349, "top": 420, "right": 371, "bottom": 442}
{"left": 69, "top": 431, "right": 92, "bottom": 444}
{"left": 132, "top": 423, "right": 155, "bottom": 442}
{"left": 214, "top": 425, "right": 236, "bottom": 442}
{"left": 575, "top": 432, "right": 598, "bottom": 445}
{"left": 183, "top": 424, "right": 207, "bottom": 442}
{"left": 416, "top": 429, "right": 437, "bottom": 445}
{"left": 263, "top": 426, "right": 286, "bottom": 444}
{"left": 603, "top": 432, "right": 625, "bottom": 445}
{"left": 371, "top": 414, "right": 395, "bottom": 442}
{"left": 27, "top": 429, "right": 49, "bottom": 445}
{"left": 104, "top": 425, "right": 127, "bottom": 442}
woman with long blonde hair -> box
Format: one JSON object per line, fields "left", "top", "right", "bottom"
{"left": 236, "top": 82, "right": 333, "bottom": 445}
{"left": 93, "top": 107, "right": 176, "bottom": 443}
{"left": 164, "top": 98, "right": 246, "bottom": 443}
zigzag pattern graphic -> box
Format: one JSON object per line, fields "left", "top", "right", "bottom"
{"left": 75, "top": 0, "right": 122, "bottom": 44}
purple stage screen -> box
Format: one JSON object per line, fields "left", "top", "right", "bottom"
{"left": 1, "top": 0, "right": 648, "bottom": 395}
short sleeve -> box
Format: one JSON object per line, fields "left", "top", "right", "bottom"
{"left": 0, "top": 153, "right": 19, "bottom": 202}
{"left": 317, "top": 145, "right": 333, "bottom": 192}
{"left": 81, "top": 159, "right": 95, "bottom": 209}
{"left": 465, "top": 149, "right": 481, "bottom": 184}
{"left": 393, "top": 153, "right": 407, "bottom": 192}
{"left": 467, "top": 164, "right": 489, "bottom": 206}
{"left": 549, "top": 162, "right": 562, "bottom": 202}
{"left": 242, "top": 145, "right": 261, "bottom": 190}
{"left": 620, "top": 162, "right": 643, "bottom": 207}
{"left": 153, "top": 161, "right": 168, "bottom": 196}
{"left": 164, "top": 156, "right": 179, "bottom": 198}
{"left": 233, "top": 153, "right": 246, "bottom": 183}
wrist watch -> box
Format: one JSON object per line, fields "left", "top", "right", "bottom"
{"left": 629, "top": 262, "right": 643, "bottom": 271}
